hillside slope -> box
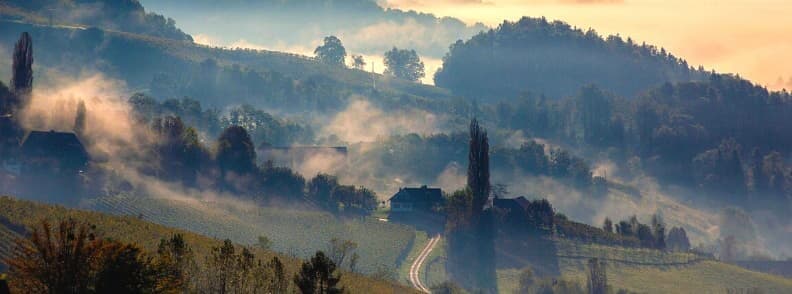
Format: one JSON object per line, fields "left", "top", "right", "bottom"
{"left": 85, "top": 194, "right": 417, "bottom": 276}
{"left": 0, "top": 18, "right": 452, "bottom": 112}
{"left": 0, "top": 196, "right": 418, "bottom": 293}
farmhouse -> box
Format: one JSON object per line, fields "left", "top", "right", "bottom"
{"left": 19, "top": 130, "right": 89, "bottom": 174}
{"left": 389, "top": 185, "right": 443, "bottom": 213}
{"left": 492, "top": 196, "right": 531, "bottom": 212}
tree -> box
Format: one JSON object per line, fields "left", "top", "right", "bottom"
{"left": 587, "top": 258, "right": 607, "bottom": 294}
{"left": 206, "top": 239, "right": 239, "bottom": 293}
{"left": 73, "top": 100, "right": 87, "bottom": 135}
{"left": 328, "top": 238, "right": 358, "bottom": 271}
{"left": 431, "top": 281, "right": 466, "bottom": 294}
{"left": 257, "top": 235, "right": 272, "bottom": 250}
{"left": 666, "top": 227, "right": 691, "bottom": 252}
{"left": 216, "top": 125, "right": 257, "bottom": 175}
{"left": 294, "top": 251, "right": 343, "bottom": 294}
{"left": 603, "top": 218, "right": 613, "bottom": 234}
{"left": 315, "top": 36, "right": 347, "bottom": 66}
{"left": 351, "top": 55, "right": 366, "bottom": 70}
{"left": 155, "top": 234, "right": 195, "bottom": 290}
{"left": 307, "top": 174, "right": 340, "bottom": 209}
{"left": 651, "top": 214, "right": 666, "bottom": 250}
{"left": 383, "top": 47, "right": 425, "bottom": 82}
{"left": 11, "top": 32, "right": 33, "bottom": 100}
{"left": 7, "top": 219, "right": 102, "bottom": 293}
{"left": 94, "top": 242, "right": 158, "bottom": 293}
{"left": 517, "top": 267, "right": 535, "bottom": 293}
{"left": 468, "top": 119, "right": 490, "bottom": 215}
{"left": 268, "top": 257, "right": 288, "bottom": 293}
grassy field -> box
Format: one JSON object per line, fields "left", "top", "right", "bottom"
{"left": 395, "top": 233, "right": 792, "bottom": 293}
{"left": 86, "top": 194, "right": 417, "bottom": 275}
{"left": 494, "top": 239, "right": 792, "bottom": 293}
{"left": 0, "top": 195, "right": 419, "bottom": 293}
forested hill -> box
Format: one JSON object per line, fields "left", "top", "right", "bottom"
{"left": 434, "top": 17, "right": 709, "bottom": 101}
{"left": 0, "top": 0, "right": 192, "bottom": 41}
{"left": 141, "top": 0, "right": 487, "bottom": 58}
{"left": 0, "top": 19, "right": 452, "bottom": 112}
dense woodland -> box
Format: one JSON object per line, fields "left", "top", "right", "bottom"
{"left": 435, "top": 17, "right": 708, "bottom": 100}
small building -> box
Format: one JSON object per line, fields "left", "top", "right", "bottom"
{"left": 492, "top": 196, "right": 532, "bottom": 225}
{"left": 389, "top": 185, "right": 443, "bottom": 213}
{"left": 257, "top": 145, "right": 348, "bottom": 170}
{"left": 492, "top": 196, "right": 531, "bottom": 213}
{"left": 19, "top": 130, "right": 89, "bottom": 174}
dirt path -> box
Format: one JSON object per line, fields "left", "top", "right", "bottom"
{"left": 409, "top": 235, "right": 441, "bottom": 293}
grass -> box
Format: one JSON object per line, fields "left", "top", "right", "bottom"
{"left": 422, "top": 236, "right": 448, "bottom": 288}
{"left": 397, "top": 230, "right": 430, "bottom": 285}
{"left": 397, "top": 233, "right": 792, "bottom": 293}
{"left": 494, "top": 239, "right": 792, "bottom": 293}
{"left": 86, "top": 194, "right": 417, "bottom": 275}
{"left": 0, "top": 195, "right": 419, "bottom": 293}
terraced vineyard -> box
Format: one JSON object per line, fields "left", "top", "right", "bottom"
{"left": 86, "top": 194, "right": 417, "bottom": 275}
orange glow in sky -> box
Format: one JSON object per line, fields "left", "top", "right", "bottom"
{"left": 385, "top": 0, "right": 792, "bottom": 90}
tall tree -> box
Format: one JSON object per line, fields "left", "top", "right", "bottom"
{"left": 467, "top": 119, "right": 490, "bottom": 215}
{"left": 315, "top": 36, "right": 347, "bottom": 66}
{"left": 587, "top": 258, "right": 608, "bottom": 294}
{"left": 383, "top": 47, "right": 425, "bottom": 82}
{"left": 11, "top": 32, "right": 33, "bottom": 103}
{"left": 73, "top": 100, "right": 87, "bottom": 135}
{"left": 216, "top": 125, "right": 257, "bottom": 175}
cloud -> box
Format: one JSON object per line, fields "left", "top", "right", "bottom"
{"left": 320, "top": 98, "right": 443, "bottom": 143}
{"left": 21, "top": 72, "right": 153, "bottom": 161}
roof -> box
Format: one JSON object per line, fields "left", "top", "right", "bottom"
{"left": 389, "top": 185, "right": 443, "bottom": 203}
{"left": 493, "top": 196, "right": 531, "bottom": 211}
{"left": 258, "top": 145, "right": 348, "bottom": 155}
{"left": 20, "top": 130, "right": 89, "bottom": 165}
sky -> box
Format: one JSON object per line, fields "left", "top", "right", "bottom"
{"left": 381, "top": 0, "right": 792, "bottom": 90}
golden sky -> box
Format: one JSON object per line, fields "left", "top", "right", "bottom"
{"left": 385, "top": 0, "right": 792, "bottom": 90}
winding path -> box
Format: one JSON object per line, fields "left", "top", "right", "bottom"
{"left": 409, "top": 235, "right": 441, "bottom": 293}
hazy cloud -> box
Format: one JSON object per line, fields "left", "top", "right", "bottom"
{"left": 321, "top": 98, "right": 443, "bottom": 143}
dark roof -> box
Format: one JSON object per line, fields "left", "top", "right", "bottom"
{"left": 493, "top": 196, "right": 531, "bottom": 211}
{"left": 389, "top": 185, "right": 443, "bottom": 203}
{"left": 20, "top": 130, "right": 89, "bottom": 165}
{"left": 258, "top": 145, "right": 348, "bottom": 155}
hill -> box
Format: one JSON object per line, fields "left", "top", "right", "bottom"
{"left": 140, "top": 0, "right": 487, "bottom": 58}
{"left": 434, "top": 17, "right": 709, "bottom": 100}
{"left": 0, "top": 0, "right": 191, "bottom": 41}
{"left": 0, "top": 18, "right": 452, "bottom": 112}
{"left": 0, "top": 195, "right": 418, "bottom": 293}
{"left": 85, "top": 194, "right": 417, "bottom": 276}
